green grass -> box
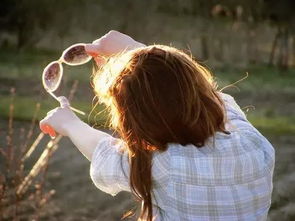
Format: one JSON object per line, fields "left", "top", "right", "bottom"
{"left": 1, "top": 47, "right": 294, "bottom": 89}
{"left": 1, "top": 95, "right": 294, "bottom": 136}
{"left": 214, "top": 65, "right": 295, "bottom": 93}
{"left": 1, "top": 48, "right": 295, "bottom": 135}
{"left": 0, "top": 95, "right": 108, "bottom": 126}
{"left": 248, "top": 115, "right": 295, "bottom": 136}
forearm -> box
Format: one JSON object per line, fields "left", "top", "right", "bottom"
{"left": 65, "top": 120, "right": 110, "bottom": 161}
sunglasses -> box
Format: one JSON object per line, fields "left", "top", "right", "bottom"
{"left": 42, "top": 43, "right": 93, "bottom": 115}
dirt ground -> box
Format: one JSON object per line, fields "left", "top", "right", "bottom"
{"left": 39, "top": 137, "right": 135, "bottom": 221}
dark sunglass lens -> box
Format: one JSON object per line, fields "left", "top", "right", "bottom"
{"left": 42, "top": 62, "right": 62, "bottom": 92}
{"left": 63, "top": 44, "right": 91, "bottom": 65}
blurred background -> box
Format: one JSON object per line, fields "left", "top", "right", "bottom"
{"left": 0, "top": 0, "right": 295, "bottom": 220}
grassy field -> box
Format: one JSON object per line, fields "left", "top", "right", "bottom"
{"left": 1, "top": 48, "right": 295, "bottom": 135}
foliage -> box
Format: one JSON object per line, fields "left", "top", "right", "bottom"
{"left": 0, "top": 81, "right": 85, "bottom": 220}
{"left": 0, "top": 88, "right": 56, "bottom": 220}
{"left": 0, "top": 0, "right": 294, "bottom": 68}
{"left": 1, "top": 0, "right": 294, "bottom": 44}
{"left": 0, "top": 0, "right": 88, "bottom": 49}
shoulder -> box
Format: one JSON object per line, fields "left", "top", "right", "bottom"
{"left": 218, "top": 92, "right": 248, "bottom": 122}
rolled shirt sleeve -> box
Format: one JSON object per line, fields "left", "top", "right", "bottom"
{"left": 90, "top": 134, "right": 130, "bottom": 196}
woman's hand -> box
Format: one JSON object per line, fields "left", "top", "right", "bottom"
{"left": 85, "top": 30, "right": 145, "bottom": 65}
{"left": 39, "top": 96, "right": 81, "bottom": 137}
{"left": 40, "top": 97, "right": 112, "bottom": 161}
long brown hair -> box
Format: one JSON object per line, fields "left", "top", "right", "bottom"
{"left": 93, "top": 45, "right": 229, "bottom": 221}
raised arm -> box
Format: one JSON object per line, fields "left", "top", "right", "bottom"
{"left": 39, "top": 30, "right": 145, "bottom": 160}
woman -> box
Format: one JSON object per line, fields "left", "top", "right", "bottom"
{"left": 40, "top": 30, "right": 275, "bottom": 221}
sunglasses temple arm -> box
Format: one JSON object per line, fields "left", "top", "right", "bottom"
{"left": 48, "top": 91, "right": 86, "bottom": 116}
{"left": 69, "top": 106, "right": 85, "bottom": 115}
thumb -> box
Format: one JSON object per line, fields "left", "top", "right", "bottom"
{"left": 57, "top": 96, "right": 70, "bottom": 108}
{"left": 40, "top": 120, "right": 57, "bottom": 138}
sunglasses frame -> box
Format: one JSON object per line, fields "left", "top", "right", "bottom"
{"left": 42, "top": 43, "right": 92, "bottom": 93}
{"left": 42, "top": 61, "right": 64, "bottom": 93}
{"left": 42, "top": 43, "right": 92, "bottom": 115}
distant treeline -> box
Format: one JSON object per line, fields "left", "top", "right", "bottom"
{"left": 0, "top": 0, "right": 294, "bottom": 68}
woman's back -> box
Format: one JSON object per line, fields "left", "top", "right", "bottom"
{"left": 90, "top": 93, "right": 275, "bottom": 221}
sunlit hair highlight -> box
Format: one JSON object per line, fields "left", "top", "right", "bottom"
{"left": 93, "top": 45, "right": 229, "bottom": 221}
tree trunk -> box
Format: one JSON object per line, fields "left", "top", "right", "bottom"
{"left": 269, "top": 27, "right": 280, "bottom": 66}
{"left": 278, "top": 27, "right": 289, "bottom": 70}
{"left": 247, "top": 27, "right": 258, "bottom": 64}
{"left": 200, "top": 35, "right": 209, "bottom": 60}
{"left": 17, "top": 23, "right": 27, "bottom": 50}
{"left": 292, "top": 35, "right": 295, "bottom": 67}
{"left": 282, "top": 28, "right": 289, "bottom": 69}
{"left": 17, "top": 19, "right": 41, "bottom": 50}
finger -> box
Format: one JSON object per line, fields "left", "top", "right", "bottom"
{"left": 40, "top": 122, "right": 49, "bottom": 134}
{"left": 46, "top": 124, "right": 56, "bottom": 138}
{"left": 57, "top": 96, "right": 70, "bottom": 108}
{"left": 40, "top": 121, "right": 56, "bottom": 138}
{"left": 40, "top": 119, "right": 50, "bottom": 134}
